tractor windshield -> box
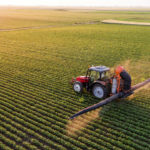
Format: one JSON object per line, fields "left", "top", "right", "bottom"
{"left": 86, "top": 69, "right": 110, "bottom": 82}
{"left": 90, "top": 71, "right": 99, "bottom": 80}
{"left": 86, "top": 70, "right": 99, "bottom": 82}
{"left": 101, "top": 71, "right": 111, "bottom": 80}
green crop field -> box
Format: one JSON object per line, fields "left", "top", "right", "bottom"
{"left": 0, "top": 7, "right": 150, "bottom": 150}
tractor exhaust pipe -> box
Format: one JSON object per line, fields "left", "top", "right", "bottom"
{"left": 70, "top": 78, "right": 150, "bottom": 119}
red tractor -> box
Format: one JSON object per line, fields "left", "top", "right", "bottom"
{"left": 71, "top": 66, "right": 124, "bottom": 99}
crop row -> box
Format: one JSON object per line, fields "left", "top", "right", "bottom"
{"left": 1, "top": 89, "right": 120, "bottom": 150}
{"left": 0, "top": 96, "right": 145, "bottom": 149}
{"left": 85, "top": 121, "right": 150, "bottom": 150}
{"left": 0, "top": 99, "right": 95, "bottom": 149}
{"left": 0, "top": 71, "right": 149, "bottom": 149}
{"left": 0, "top": 75, "right": 78, "bottom": 111}
{"left": 0, "top": 74, "right": 92, "bottom": 122}
{"left": 0, "top": 139, "right": 13, "bottom": 150}
{"left": 0, "top": 107, "right": 73, "bottom": 150}
{"left": 0, "top": 84, "right": 73, "bottom": 123}
{"left": 93, "top": 117, "right": 150, "bottom": 146}
{"left": 0, "top": 113, "right": 66, "bottom": 150}
{"left": 0, "top": 87, "right": 143, "bottom": 150}
{"left": 0, "top": 132, "right": 26, "bottom": 150}
{"left": 0, "top": 69, "right": 86, "bottom": 108}
{"left": 102, "top": 107, "right": 150, "bottom": 137}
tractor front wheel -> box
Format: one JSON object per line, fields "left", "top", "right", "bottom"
{"left": 73, "top": 81, "right": 83, "bottom": 93}
{"left": 92, "top": 84, "right": 108, "bottom": 99}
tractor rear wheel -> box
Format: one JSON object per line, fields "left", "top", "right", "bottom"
{"left": 92, "top": 84, "right": 108, "bottom": 99}
{"left": 73, "top": 81, "right": 83, "bottom": 93}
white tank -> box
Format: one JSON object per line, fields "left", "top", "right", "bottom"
{"left": 112, "top": 78, "right": 117, "bottom": 94}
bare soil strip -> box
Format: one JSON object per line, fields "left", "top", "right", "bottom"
{"left": 0, "top": 21, "right": 100, "bottom": 32}
{"left": 102, "top": 19, "right": 150, "bottom": 26}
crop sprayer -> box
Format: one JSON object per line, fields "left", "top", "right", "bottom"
{"left": 70, "top": 65, "right": 150, "bottom": 119}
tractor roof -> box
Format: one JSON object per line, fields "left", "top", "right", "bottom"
{"left": 89, "top": 66, "right": 110, "bottom": 73}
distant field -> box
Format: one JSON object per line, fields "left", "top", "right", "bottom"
{"left": 0, "top": 7, "right": 150, "bottom": 150}
{"left": 1, "top": 8, "right": 150, "bottom": 29}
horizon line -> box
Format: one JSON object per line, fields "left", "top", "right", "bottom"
{"left": 1, "top": 5, "right": 150, "bottom": 8}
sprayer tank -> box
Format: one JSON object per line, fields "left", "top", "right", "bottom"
{"left": 112, "top": 78, "right": 117, "bottom": 94}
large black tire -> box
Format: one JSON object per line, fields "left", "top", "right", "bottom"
{"left": 73, "top": 81, "right": 83, "bottom": 93}
{"left": 92, "top": 84, "right": 108, "bottom": 99}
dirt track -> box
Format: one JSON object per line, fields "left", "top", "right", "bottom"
{"left": 1, "top": 19, "right": 149, "bottom": 32}
{"left": 0, "top": 25, "right": 55, "bottom": 32}
{"left": 0, "top": 21, "right": 100, "bottom": 32}
{"left": 102, "top": 19, "right": 150, "bottom": 26}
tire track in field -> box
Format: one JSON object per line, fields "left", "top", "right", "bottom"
{"left": 0, "top": 21, "right": 100, "bottom": 32}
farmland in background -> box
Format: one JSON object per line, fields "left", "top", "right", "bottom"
{"left": 0, "top": 7, "right": 150, "bottom": 150}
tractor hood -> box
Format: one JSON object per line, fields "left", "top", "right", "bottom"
{"left": 76, "top": 76, "right": 90, "bottom": 83}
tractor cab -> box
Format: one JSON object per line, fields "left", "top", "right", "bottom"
{"left": 86, "top": 66, "right": 110, "bottom": 82}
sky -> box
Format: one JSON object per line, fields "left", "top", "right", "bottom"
{"left": 0, "top": 0, "right": 150, "bottom": 7}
